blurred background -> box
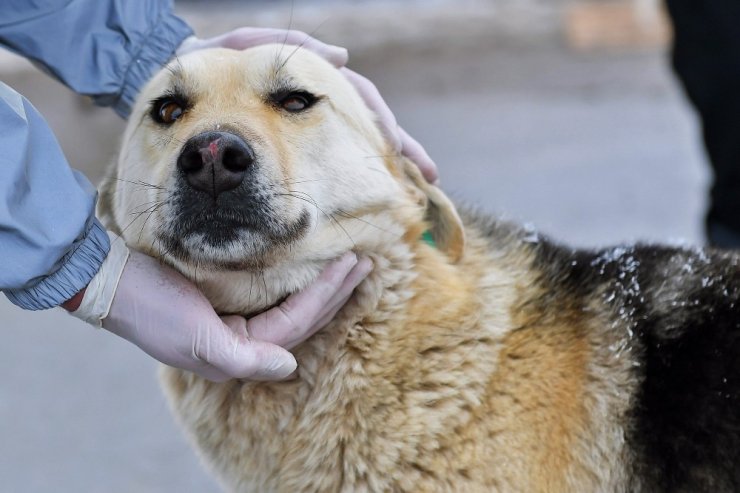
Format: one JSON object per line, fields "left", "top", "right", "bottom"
{"left": 0, "top": 0, "right": 705, "bottom": 491}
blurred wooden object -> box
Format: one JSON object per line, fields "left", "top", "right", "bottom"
{"left": 566, "top": 0, "right": 671, "bottom": 51}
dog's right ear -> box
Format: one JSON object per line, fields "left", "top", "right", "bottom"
{"left": 401, "top": 158, "right": 465, "bottom": 263}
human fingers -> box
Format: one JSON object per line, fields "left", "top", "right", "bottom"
{"left": 245, "top": 252, "right": 360, "bottom": 348}
{"left": 178, "top": 28, "right": 348, "bottom": 67}
{"left": 398, "top": 126, "right": 439, "bottom": 184}
{"left": 340, "top": 68, "right": 402, "bottom": 151}
{"left": 196, "top": 315, "right": 298, "bottom": 381}
{"left": 308, "top": 256, "right": 374, "bottom": 335}
{"left": 340, "top": 68, "right": 438, "bottom": 182}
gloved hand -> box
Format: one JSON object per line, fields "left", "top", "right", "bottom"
{"left": 176, "top": 27, "right": 349, "bottom": 67}
{"left": 176, "top": 28, "right": 439, "bottom": 184}
{"left": 67, "top": 234, "right": 372, "bottom": 382}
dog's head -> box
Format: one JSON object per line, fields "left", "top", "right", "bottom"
{"left": 104, "top": 45, "right": 463, "bottom": 283}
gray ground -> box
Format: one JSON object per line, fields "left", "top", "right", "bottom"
{"left": 0, "top": 2, "right": 707, "bottom": 492}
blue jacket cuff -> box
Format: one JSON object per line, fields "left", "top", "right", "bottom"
{"left": 110, "top": 12, "right": 193, "bottom": 118}
{"left": 5, "top": 219, "right": 111, "bottom": 310}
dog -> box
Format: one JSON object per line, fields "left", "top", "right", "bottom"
{"left": 99, "top": 44, "right": 740, "bottom": 492}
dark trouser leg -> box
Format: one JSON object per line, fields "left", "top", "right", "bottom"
{"left": 666, "top": 0, "right": 740, "bottom": 247}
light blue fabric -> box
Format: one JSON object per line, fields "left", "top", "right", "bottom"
{"left": 0, "top": 1, "right": 193, "bottom": 310}
{"left": 0, "top": 0, "right": 193, "bottom": 117}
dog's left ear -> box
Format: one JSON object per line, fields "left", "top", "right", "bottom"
{"left": 401, "top": 158, "right": 465, "bottom": 263}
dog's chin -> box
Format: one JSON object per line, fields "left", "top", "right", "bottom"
{"left": 157, "top": 210, "right": 311, "bottom": 270}
{"left": 162, "top": 233, "right": 272, "bottom": 270}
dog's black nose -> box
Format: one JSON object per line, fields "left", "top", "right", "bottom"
{"left": 177, "top": 131, "right": 254, "bottom": 197}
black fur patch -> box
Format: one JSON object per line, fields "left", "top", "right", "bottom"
{"left": 462, "top": 207, "right": 740, "bottom": 491}
{"left": 533, "top": 235, "right": 740, "bottom": 491}
{"left": 629, "top": 248, "right": 740, "bottom": 492}
{"left": 450, "top": 209, "right": 740, "bottom": 492}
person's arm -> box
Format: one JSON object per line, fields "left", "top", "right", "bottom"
{"left": 0, "top": 0, "right": 192, "bottom": 118}
{"left": 0, "top": 82, "right": 109, "bottom": 309}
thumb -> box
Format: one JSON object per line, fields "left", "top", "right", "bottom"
{"left": 198, "top": 315, "right": 297, "bottom": 381}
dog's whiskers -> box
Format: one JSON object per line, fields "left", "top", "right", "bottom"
{"left": 115, "top": 178, "right": 167, "bottom": 192}
{"left": 128, "top": 199, "right": 168, "bottom": 216}
{"left": 274, "top": 0, "right": 295, "bottom": 73}
{"left": 362, "top": 165, "right": 393, "bottom": 176}
{"left": 273, "top": 17, "right": 331, "bottom": 77}
{"left": 268, "top": 178, "right": 406, "bottom": 243}
{"left": 158, "top": 236, "right": 179, "bottom": 262}
{"left": 152, "top": 133, "right": 187, "bottom": 149}
{"left": 260, "top": 270, "right": 269, "bottom": 308}
{"left": 363, "top": 154, "right": 398, "bottom": 160}
{"left": 278, "top": 189, "right": 324, "bottom": 232}
{"left": 335, "top": 208, "right": 398, "bottom": 237}
{"left": 136, "top": 201, "right": 168, "bottom": 245}
{"left": 280, "top": 178, "right": 330, "bottom": 186}
{"left": 277, "top": 190, "right": 357, "bottom": 247}
{"left": 117, "top": 198, "right": 169, "bottom": 245}
{"left": 248, "top": 269, "right": 256, "bottom": 308}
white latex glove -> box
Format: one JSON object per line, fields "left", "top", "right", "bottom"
{"left": 67, "top": 234, "right": 372, "bottom": 382}
{"left": 176, "top": 28, "right": 438, "bottom": 184}
{"left": 176, "top": 28, "right": 349, "bottom": 67}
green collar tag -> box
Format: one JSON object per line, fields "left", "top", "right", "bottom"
{"left": 421, "top": 230, "right": 437, "bottom": 248}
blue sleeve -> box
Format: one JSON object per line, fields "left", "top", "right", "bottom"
{"left": 0, "top": 82, "right": 110, "bottom": 310}
{"left": 0, "top": 0, "right": 193, "bottom": 118}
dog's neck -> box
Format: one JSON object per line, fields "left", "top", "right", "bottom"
{"left": 287, "top": 229, "right": 484, "bottom": 387}
{"left": 173, "top": 227, "right": 459, "bottom": 350}
{"left": 188, "top": 233, "right": 427, "bottom": 321}
{"left": 179, "top": 207, "right": 433, "bottom": 318}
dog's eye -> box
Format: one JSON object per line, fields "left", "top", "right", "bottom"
{"left": 158, "top": 101, "right": 184, "bottom": 123}
{"left": 278, "top": 92, "right": 317, "bottom": 113}
{"left": 150, "top": 96, "right": 188, "bottom": 124}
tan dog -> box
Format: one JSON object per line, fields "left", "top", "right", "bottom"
{"left": 100, "top": 45, "right": 740, "bottom": 492}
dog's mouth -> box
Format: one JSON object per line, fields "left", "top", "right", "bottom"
{"left": 157, "top": 210, "right": 311, "bottom": 269}
{"left": 156, "top": 183, "right": 311, "bottom": 269}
